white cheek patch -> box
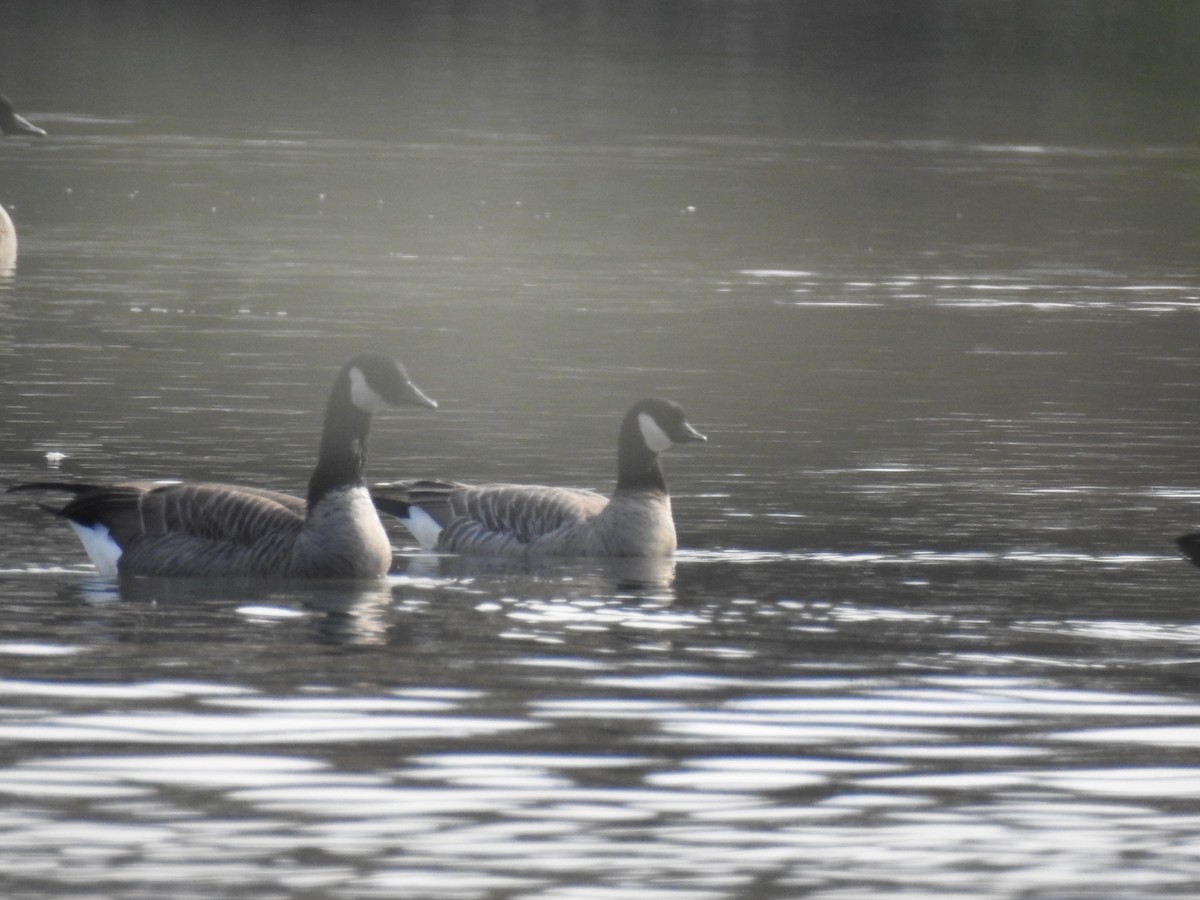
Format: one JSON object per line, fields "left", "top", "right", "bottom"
{"left": 638, "top": 412, "right": 675, "bottom": 454}
{"left": 349, "top": 367, "right": 391, "bottom": 413}
{"left": 67, "top": 521, "right": 123, "bottom": 578}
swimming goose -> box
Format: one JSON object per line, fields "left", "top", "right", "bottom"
{"left": 373, "top": 397, "right": 706, "bottom": 558}
{"left": 0, "top": 95, "right": 46, "bottom": 270}
{"left": 9, "top": 353, "right": 437, "bottom": 578}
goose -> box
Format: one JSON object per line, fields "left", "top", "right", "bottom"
{"left": 0, "top": 94, "right": 46, "bottom": 271}
{"left": 1177, "top": 533, "right": 1200, "bottom": 567}
{"left": 0, "top": 95, "right": 46, "bottom": 138}
{"left": 0, "top": 203, "right": 15, "bottom": 273}
{"left": 9, "top": 353, "right": 437, "bottom": 578}
{"left": 373, "top": 397, "right": 706, "bottom": 558}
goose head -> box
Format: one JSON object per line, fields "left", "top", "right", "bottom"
{"left": 343, "top": 352, "right": 438, "bottom": 413}
{"left": 308, "top": 353, "right": 437, "bottom": 509}
{"left": 627, "top": 397, "right": 707, "bottom": 454}
{"left": 614, "top": 398, "right": 705, "bottom": 492}
{"left": 0, "top": 95, "right": 46, "bottom": 137}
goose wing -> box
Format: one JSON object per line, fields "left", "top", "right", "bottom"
{"left": 374, "top": 479, "right": 607, "bottom": 547}
{"left": 13, "top": 480, "right": 307, "bottom": 548}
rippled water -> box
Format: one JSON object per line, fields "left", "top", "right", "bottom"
{"left": 4, "top": 4, "right": 1200, "bottom": 898}
{"left": 3, "top": 554, "right": 1200, "bottom": 898}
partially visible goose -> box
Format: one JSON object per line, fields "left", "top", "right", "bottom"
{"left": 0, "top": 204, "right": 16, "bottom": 273}
{"left": 0, "top": 95, "right": 46, "bottom": 138}
{"left": 1177, "top": 533, "right": 1200, "bottom": 567}
{"left": 373, "top": 397, "right": 706, "bottom": 558}
{"left": 0, "top": 94, "right": 46, "bottom": 271}
{"left": 9, "top": 353, "right": 437, "bottom": 578}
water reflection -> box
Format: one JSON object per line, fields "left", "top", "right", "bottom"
{"left": 3, "top": 549, "right": 1200, "bottom": 896}
{"left": 1, "top": 667, "right": 1198, "bottom": 897}
{"left": 80, "top": 576, "right": 427, "bottom": 647}
{"left": 399, "top": 552, "right": 678, "bottom": 591}
{"left": 0, "top": 683, "right": 537, "bottom": 747}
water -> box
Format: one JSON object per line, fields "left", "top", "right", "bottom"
{"left": 3, "top": 3, "right": 1200, "bottom": 897}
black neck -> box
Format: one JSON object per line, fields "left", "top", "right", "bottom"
{"left": 306, "top": 386, "right": 372, "bottom": 508}
{"left": 615, "top": 417, "right": 667, "bottom": 493}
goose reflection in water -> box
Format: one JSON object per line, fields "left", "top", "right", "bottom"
{"left": 397, "top": 551, "right": 678, "bottom": 592}
{"left": 77, "top": 577, "right": 402, "bottom": 647}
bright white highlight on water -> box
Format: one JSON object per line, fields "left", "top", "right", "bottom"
{"left": 0, "top": 642, "right": 82, "bottom": 657}
{"left": 738, "top": 269, "right": 814, "bottom": 278}
{"left": 235, "top": 605, "right": 307, "bottom": 619}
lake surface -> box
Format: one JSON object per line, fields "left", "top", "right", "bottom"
{"left": 2, "top": 3, "right": 1200, "bottom": 898}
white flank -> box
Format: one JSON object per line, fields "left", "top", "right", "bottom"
{"left": 67, "top": 521, "right": 123, "bottom": 578}
{"left": 403, "top": 506, "right": 444, "bottom": 551}
{"left": 348, "top": 366, "right": 390, "bottom": 413}
{"left": 638, "top": 412, "right": 674, "bottom": 454}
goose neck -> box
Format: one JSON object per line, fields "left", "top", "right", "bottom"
{"left": 306, "top": 393, "right": 373, "bottom": 509}
{"left": 614, "top": 428, "right": 667, "bottom": 493}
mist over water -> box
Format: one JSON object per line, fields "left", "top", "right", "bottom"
{"left": 2, "top": 3, "right": 1200, "bottom": 897}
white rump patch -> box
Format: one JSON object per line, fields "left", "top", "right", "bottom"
{"left": 348, "top": 366, "right": 390, "bottom": 413}
{"left": 402, "top": 506, "right": 444, "bottom": 551}
{"left": 638, "top": 412, "right": 674, "bottom": 454}
{"left": 67, "top": 521, "right": 123, "bottom": 578}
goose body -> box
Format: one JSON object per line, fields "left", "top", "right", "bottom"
{"left": 0, "top": 94, "right": 46, "bottom": 271}
{"left": 1177, "top": 533, "right": 1200, "bottom": 568}
{"left": 0, "top": 203, "right": 15, "bottom": 273}
{"left": 10, "top": 353, "right": 436, "bottom": 578}
{"left": 374, "top": 397, "right": 706, "bottom": 558}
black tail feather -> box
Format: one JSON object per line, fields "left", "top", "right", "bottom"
{"left": 7, "top": 482, "right": 100, "bottom": 517}
{"left": 7, "top": 481, "right": 98, "bottom": 496}
{"left": 372, "top": 496, "right": 412, "bottom": 519}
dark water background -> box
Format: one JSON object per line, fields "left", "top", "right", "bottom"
{"left": 2, "top": 3, "right": 1200, "bottom": 897}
